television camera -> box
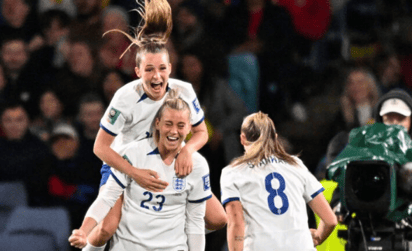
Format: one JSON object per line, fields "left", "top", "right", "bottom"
{"left": 328, "top": 123, "right": 412, "bottom": 251}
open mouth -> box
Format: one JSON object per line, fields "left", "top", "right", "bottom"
{"left": 151, "top": 82, "right": 162, "bottom": 90}
{"left": 167, "top": 136, "right": 179, "bottom": 142}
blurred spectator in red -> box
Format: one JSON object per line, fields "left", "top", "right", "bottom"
{"left": 0, "top": 102, "right": 53, "bottom": 206}
{"left": 48, "top": 122, "right": 98, "bottom": 229}
{"left": 275, "top": 0, "right": 331, "bottom": 41}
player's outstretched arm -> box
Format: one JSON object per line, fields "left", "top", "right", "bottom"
{"left": 225, "top": 200, "right": 245, "bottom": 251}
{"left": 175, "top": 121, "right": 208, "bottom": 177}
{"left": 308, "top": 193, "right": 338, "bottom": 246}
{"left": 94, "top": 128, "right": 168, "bottom": 191}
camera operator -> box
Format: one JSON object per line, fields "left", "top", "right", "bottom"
{"left": 326, "top": 88, "right": 412, "bottom": 176}
{"left": 323, "top": 89, "right": 412, "bottom": 250}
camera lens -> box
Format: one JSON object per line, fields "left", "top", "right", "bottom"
{"left": 352, "top": 165, "right": 388, "bottom": 202}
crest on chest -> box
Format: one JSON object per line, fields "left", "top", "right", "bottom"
{"left": 173, "top": 177, "right": 186, "bottom": 191}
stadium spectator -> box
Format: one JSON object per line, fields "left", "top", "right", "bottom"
{"left": 30, "top": 89, "right": 68, "bottom": 142}
{"left": 0, "top": 103, "right": 53, "bottom": 206}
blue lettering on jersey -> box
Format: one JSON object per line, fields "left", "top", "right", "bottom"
{"left": 202, "top": 174, "right": 210, "bottom": 191}
{"left": 173, "top": 177, "right": 186, "bottom": 191}
{"left": 192, "top": 98, "right": 200, "bottom": 114}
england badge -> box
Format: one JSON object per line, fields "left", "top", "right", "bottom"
{"left": 173, "top": 177, "right": 186, "bottom": 191}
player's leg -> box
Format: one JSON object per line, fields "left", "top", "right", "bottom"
{"left": 205, "top": 193, "right": 227, "bottom": 231}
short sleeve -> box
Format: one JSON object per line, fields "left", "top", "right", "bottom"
{"left": 303, "top": 169, "right": 325, "bottom": 203}
{"left": 187, "top": 155, "right": 212, "bottom": 203}
{"left": 220, "top": 167, "right": 240, "bottom": 207}
{"left": 100, "top": 87, "right": 132, "bottom": 136}
{"left": 179, "top": 83, "right": 205, "bottom": 127}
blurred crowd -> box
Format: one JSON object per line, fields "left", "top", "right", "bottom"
{"left": 2, "top": 0, "right": 412, "bottom": 250}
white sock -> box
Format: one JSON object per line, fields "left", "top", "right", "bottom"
{"left": 82, "top": 241, "right": 107, "bottom": 251}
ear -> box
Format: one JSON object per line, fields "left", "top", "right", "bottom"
{"left": 155, "top": 118, "right": 160, "bottom": 130}
{"left": 135, "top": 66, "right": 141, "bottom": 78}
{"left": 168, "top": 63, "right": 172, "bottom": 75}
{"left": 240, "top": 133, "right": 247, "bottom": 146}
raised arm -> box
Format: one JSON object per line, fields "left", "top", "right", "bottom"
{"left": 308, "top": 193, "right": 338, "bottom": 246}
{"left": 175, "top": 120, "right": 208, "bottom": 177}
{"left": 94, "top": 128, "right": 168, "bottom": 191}
{"left": 225, "top": 201, "right": 245, "bottom": 251}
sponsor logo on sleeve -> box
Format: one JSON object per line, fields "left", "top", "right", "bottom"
{"left": 202, "top": 174, "right": 210, "bottom": 191}
{"left": 107, "top": 107, "right": 121, "bottom": 125}
{"left": 173, "top": 177, "right": 186, "bottom": 191}
{"left": 192, "top": 98, "right": 200, "bottom": 114}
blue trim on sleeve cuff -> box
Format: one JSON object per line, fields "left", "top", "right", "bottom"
{"left": 222, "top": 197, "right": 240, "bottom": 206}
{"left": 192, "top": 116, "right": 205, "bottom": 127}
{"left": 311, "top": 187, "right": 325, "bottom": 199}
{"left": 188, "top": 194, "right": 212, "bottom": 203}
{"left": 110, "top": 170, "right": 126, "bottom": 189}
{"left": 100, "top": 123, "right": 117, "bottom": 136}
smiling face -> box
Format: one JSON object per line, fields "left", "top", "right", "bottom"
{"left": 155, "top": 107, "right": 191, "bottom": 153}
{"left": 135, "top": 51, "right": 171, "bottom": 101}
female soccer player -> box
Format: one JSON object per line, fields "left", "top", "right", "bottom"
{"left": 70, "top": 90, "right": 211, "bottom": 251}
{"left": 69, "top": 0, "right": 226, "bottom": 249}
{"left": 221, "top": 112, "right": 337, "bottom": 251}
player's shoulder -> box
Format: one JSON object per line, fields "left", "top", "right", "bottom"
{"left": 168, "top": 78, "right": 196, "bottom": 95}
{"left": 112, "top": 79, "right": 143, "bottom": 101}
{"left": 221, "top": 162, "right": 244, "bottom": 178}
{"left": 191, "top": 151, "right": 210, "bottom": 173}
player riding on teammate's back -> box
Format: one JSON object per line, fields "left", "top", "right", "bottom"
{"left": 68, "top": 0, "right": 226, "bottom": 250}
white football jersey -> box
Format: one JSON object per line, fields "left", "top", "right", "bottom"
{"left": 100, "top": 78, "right": 205, "bottom": 152}
{"left": 220, "top": 156, "right": 324, "bottom": 251}
{"left": 107, "top": 138, "right": 212, "bottom": 251}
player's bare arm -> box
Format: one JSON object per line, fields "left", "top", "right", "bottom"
{"left": 94, "top": 128, "right": 168, "bottom": 191}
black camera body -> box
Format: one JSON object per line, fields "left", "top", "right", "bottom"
{"left": 339, "top": 160, "right": 412, "bottom": 251}
{"left": 328, "top": 123, "right": 412, "bottom": 251}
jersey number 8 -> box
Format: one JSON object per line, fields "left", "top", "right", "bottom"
{"left": 265, "top": 172, "right": 289, "bottom": 215}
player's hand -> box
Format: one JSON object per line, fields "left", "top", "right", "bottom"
{"left": 310, "top": 228, "right": 321, "bottom": 246}
{"left": 175, "top": 147, "right": 193, "bottom": 178}
{"left": 131, "top": 169, "right": 168, "bottom": 192}
{"left": 68, "top": 229, "right": 87, "bottom": 249}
